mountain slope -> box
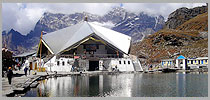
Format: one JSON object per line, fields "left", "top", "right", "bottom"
{"left": 2, "top": 29, "right": 29, "bottom": 54}
{"left": 131, "top": 6, "right": 208, "bottom": 65}
{"left": 176, "top": 12, "right": 208, "bottom": 31}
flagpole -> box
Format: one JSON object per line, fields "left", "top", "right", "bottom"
{"left": 39, "top": 31, "right": 43, "bottom": 71}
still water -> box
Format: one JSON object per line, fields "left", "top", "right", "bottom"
{"left": 24, "top": 72, "right": 208, "bottom": 97}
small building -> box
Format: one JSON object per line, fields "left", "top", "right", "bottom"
{"left": 187, "top": 57, "right": 208, "bottom": 69}
{"left": 13, "top": 51, "right": 37, "bottom": 70}
{"left": 161, "top": 59, "right": 174, "bottom": 68}
{"left": 13, "top": 51, "right": 36, "bottom": 64}
{"left": 2, "top": 48, "right": 14, "bottom": 72}
{"left": 161, "top": 55, "right": 208, "bottom": 70}
{"left": 175, "top": 55, "right": 187, "bottom": 69}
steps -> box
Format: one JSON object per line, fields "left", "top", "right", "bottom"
{"left": 132, "top": 59, "right": 143, "bottom": 72}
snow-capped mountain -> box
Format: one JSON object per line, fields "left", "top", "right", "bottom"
{"left": 2, "top": 7, "right": 165, "bottom": 55}
{"left": 31, "top": 7, "right": 164, "bottom": 41}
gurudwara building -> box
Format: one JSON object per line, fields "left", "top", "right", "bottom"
{"left": 36, "top": 20, "right": 143, "bottom": 72}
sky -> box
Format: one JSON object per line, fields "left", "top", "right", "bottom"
{"left": 2, "top": 3, "right": 206, "bottom": 35}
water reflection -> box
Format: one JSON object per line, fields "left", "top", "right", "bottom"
{"left": 24, "top": 73, "right": 208, "bottom": 97}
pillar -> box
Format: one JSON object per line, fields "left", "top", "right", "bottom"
{"left": 99, "top": 60, "right": 103, "bottom": 70}
{"left": 182, "top": 59, "right": 186, "bottom": 70}
{"left": 176, "top": 59, "right": 179, "bottom": 68}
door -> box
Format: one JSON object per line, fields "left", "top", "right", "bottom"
{"left": 89, "top": 61, "right": 99, "bottom": 71}
{"left": 30, "top": 62, "right": 33, "bottom": 70}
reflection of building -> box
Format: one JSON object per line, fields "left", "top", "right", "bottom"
{"left": 37, "top": 20, "right": 143, "bottom": 72}
{"left": 161, "top": 55, "right": 208, "bottom": 70}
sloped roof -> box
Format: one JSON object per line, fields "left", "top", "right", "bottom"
{"left": 42, "top": 21, "right": 131, "bottom": 54}
{"left": 13, "top": 51, "right": 36, "bottom": 57}
{"left": 177, "top": 55, "right": 186, "bottom": 59}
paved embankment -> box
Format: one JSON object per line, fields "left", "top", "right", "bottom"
{"left": 2, "top": 70, "right": 51, "bottom": 97}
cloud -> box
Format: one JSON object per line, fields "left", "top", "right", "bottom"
{"left": 2, "top": 3, "right": 46, "bottom": 35}
{"left": 122, "top": 3, "right": 206, "bottom": 19}
{"left": 92, "top": 21, "right": 115, "bottom": 29}
{"left": 2, "top": 3, "right": 206, "bottom": 35}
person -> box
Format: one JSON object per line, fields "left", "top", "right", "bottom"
{"left": 7, "top": 67, "right": 13, "bottom": 85}
{"left": 24, "top": 67, "right": 28, "bottom": 76}
{"left": 28, "top": 66, "right": 31, "bottom": 75}
{"left": 115, "top": 65, "right": 118, "bottom": 71}
{"left": 17, "top": 63, "right": 21, "bottom": 71}
{"left": 71, "top": 65, "right": 74, "bottom": 72}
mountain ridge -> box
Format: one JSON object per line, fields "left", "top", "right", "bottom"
{"left": 2, "top": 7, "right": 165, "bottom": 55}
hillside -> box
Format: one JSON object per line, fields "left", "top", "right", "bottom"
{"left": 131, "top": 29, "right": 208, "bottom": 64}
{"left": 131, "top": 6, "right": 208, "bottom": 66}
{"left": 176, "top": 12, "right": 208, "bottom": 31}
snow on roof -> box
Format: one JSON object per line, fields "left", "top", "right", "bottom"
{"left": 13, "top": 51, "right": 36, "bottom": 57}
{"left": 42, "top": 21, "right": 131, "bottom": 54}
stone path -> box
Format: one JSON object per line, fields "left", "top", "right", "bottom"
{"left": 2, "top": 70, "right": 49, "bottom": 97}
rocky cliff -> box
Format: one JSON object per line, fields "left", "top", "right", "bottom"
{"left": 165, "top": 6, "right": 207, "bottom": 29}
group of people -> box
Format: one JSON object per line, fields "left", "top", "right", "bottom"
{"left": 24, "top": 66, "right": 31, "bottom": 76}
{"left": 6, "top": 63, "right": 31, "bottom": 85}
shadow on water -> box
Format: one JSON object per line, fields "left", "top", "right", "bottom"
{"left": 23, "top": 72, "right": 208, "bottom": 97}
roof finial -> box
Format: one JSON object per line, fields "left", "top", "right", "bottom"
{"left": 84, "top": 16, "right": 88, "bottom": 21}
{"left": 83, "top": 12, "right": 88, "bottom": 22}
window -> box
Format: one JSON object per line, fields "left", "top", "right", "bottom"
{"left": 195, "top": 60, "right": 196, "bottom": 63}
{"left": 119, "top": 61, "right": 121, "bottom": 64}
{"left": 62, "top": 61, "right": 65, "bottom": 66}
{"left": 57, "top": 61, "right": 60, "bottom": 66}
{"left": 128, "top": 61, "right": 130, "bottom": 64}
{"left": 83, "top": 45, "right": 86, "bottom": 49}
{"left": 67, "top": 60, "right": 70, "bottom": 64}
{"left": 191, "top": 60, "right": 193, "bottom": 64}
{"left": 187, "top": 60, "right": 189, "bottom": 63}
{"left": 205, "top": 60, "right": 208, "bottom": 63}
{"left": 124, "top": 61, "right": 126, "bottom": 64}
{"left": 97, "top": 45, "right": 99, "bottom": 49}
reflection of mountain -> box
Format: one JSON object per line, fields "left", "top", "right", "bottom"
{"left": 2, "top": 7, "right": 164, "bottom": 55}
{"left": 131, "top": 5, "right": 208, "bottom": 65}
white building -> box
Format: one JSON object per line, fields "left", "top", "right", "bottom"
{"left": 37, "top": 20, "right": 143, "bottom": 72}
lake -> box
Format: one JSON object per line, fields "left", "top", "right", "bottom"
{"left": 23, "top": 72, "right": 208, "bottom": 97}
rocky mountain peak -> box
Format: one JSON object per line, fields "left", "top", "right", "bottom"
{"left": 3, "top": 7, "right": 165, "bottom": 55}
{"left": 165, "top": 5, "right": 208, "bottom": 29}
